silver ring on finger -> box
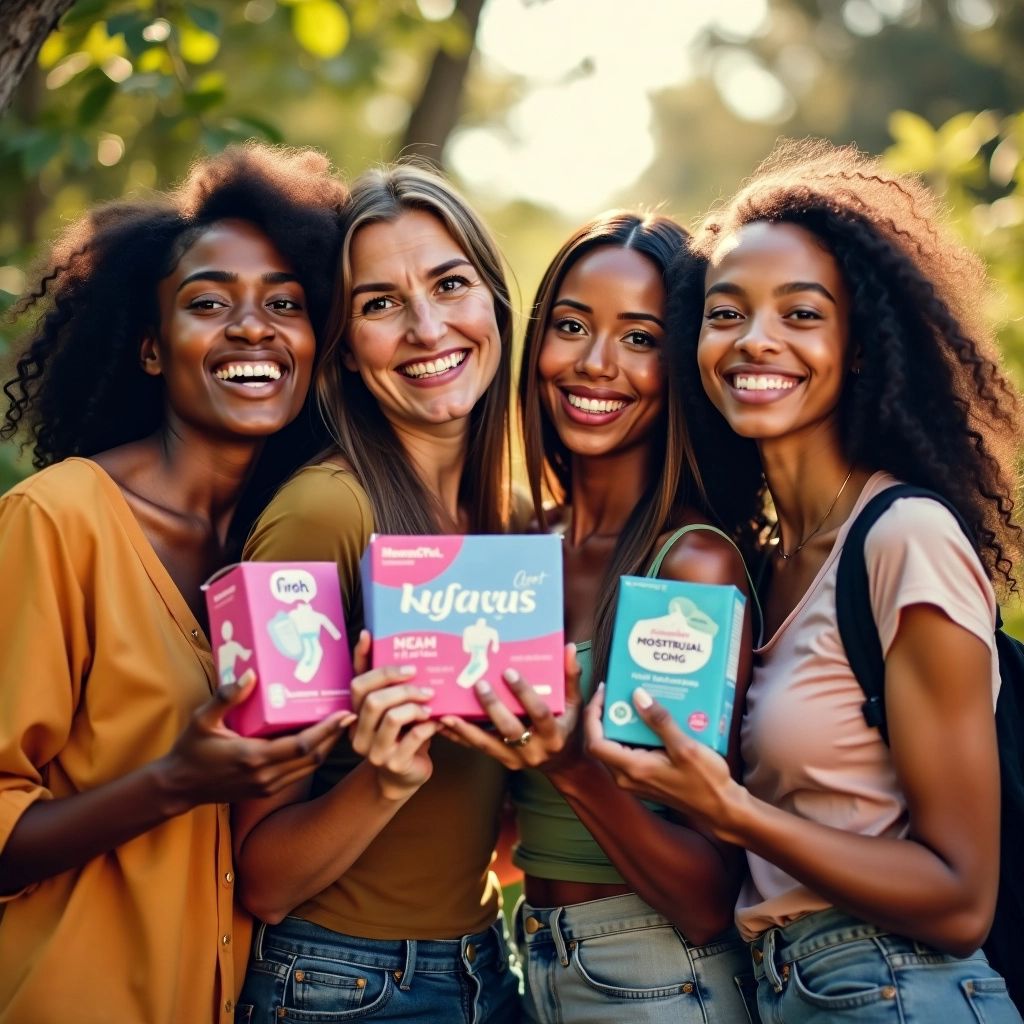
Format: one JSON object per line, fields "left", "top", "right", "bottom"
{"left": 503, "top": 729, "right": 532, "bottom": 748}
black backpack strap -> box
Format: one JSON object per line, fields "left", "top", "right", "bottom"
{"left": 835, "top": 484, "right": 977, "bottom": 744}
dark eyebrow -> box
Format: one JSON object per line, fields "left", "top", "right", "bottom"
{"left": 350, "top": 258, "right": 474, "bottom": 298}
{"left": 619, "top": 312, "right": 664, "bottom": 328}
{"left": 704, "top": 280, "right": 837, "bottom": 304}
{"left": 552, "top": 298, "right": 592, "bottom": 314}
{"left": 704, "top": 282, "right": 744, "bottom": 299}
{"left": 177, "top": 270, "right": 298, "bottom": 293}
{"left": 774, "top": 281, "right": 836, "bottom": 303}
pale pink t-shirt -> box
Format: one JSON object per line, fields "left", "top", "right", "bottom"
{"left": 735, "top": 472, "right": 999, "bottom": 941}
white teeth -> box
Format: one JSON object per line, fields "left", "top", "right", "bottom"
{"left": 400, "top": 350, "right": 467, "bottom": 379}
{"left": 214, "top": 362, "right": 283, "bottom": 382}
{"left": 566, "top": 393, "right": 627, "bottom": 414}
{"left": 733, "top": 374, "right": 798, "bottom": 392}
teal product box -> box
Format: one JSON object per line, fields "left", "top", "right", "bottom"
{"left": 603, "top": 577, "right": 746, "bottom": 753}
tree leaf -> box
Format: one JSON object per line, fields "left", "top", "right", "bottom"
{"left": 292, "top": 1, "right": 350, "bottom": 59}
{"left": 21, "top": 133, "right": 62, "bottom": 177}
{"left": 178, "top": 22, "right": 221, "bottom": 64}
{"left": 77, "top": 77, "right": 117, "bottom": 126}
{"left": 186, "top": 4, "right": 223, "bottom": 36}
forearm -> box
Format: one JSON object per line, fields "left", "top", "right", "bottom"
{"left": 235, "top": 761, "right": 412, "bottom": 923}
{"left": 550, "top": 761, "right": 738, "bottom": 943}
{"left": 0, "top": 760, "right": 187, "bottom": 894}
{"left": 721, "top": 788, "right": 991, "bottom": 954}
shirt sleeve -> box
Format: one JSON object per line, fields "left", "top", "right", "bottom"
{"left": 0, "top": 493, "right": 90, "bottom": 896}
{"left": 243, "top": 466, "right": 373, "bottom": 625}
{"left": 864, "top": 496, "right": 998, "bottom": 700}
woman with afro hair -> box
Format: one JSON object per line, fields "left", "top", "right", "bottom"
{"left": 0, "top": 143, "right": 349, "bottom": 1024}
{"left": 586, "top": 141, "right": 1023, "bottom": 1023}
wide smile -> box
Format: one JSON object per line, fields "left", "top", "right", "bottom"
{"left": 558, "top": 386, "right": 635, "bottom": 425}
{"left": 211, "top": 357, "right": 289, "bottom": 396}
{"left": 724, "top": 369, "right": 804, "bottom": 404}
{"left": 395, "top": 348, "right": 470, "bottom": 387}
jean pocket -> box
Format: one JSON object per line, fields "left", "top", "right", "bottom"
{"left": 283, "top": 956, "right": 393, "bottom": 1021}
{"left": 234, "top": 1005, "right": 254, "bottom": 1024}
{"left": 571, "top": 925, "right": 697, "bottom": 999}
{"left": 788, "top": 941, "right": 897, "bottom": 1013}
{"left": 961, "top": 976, "right": 1018, "bottom": 1024}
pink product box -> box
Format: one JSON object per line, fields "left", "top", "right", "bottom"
{"left": 202, "top": 562, "right": 353, "bottom": 737}
{"left": 360, "top": 534, "right": 565, "bottom": 718}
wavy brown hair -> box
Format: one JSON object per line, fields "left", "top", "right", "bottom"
{"left": 315, "top": 163, "right": 512, "bottom": 534}
{"left": 671, "top": 139, "right": 1021, "bottom": 589}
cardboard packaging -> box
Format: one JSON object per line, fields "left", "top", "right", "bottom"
{"left": 361, "top": 534, "right": 565, "bottom": 717}
{"left": 202, "top": 562, "right": 353, "bottom": 736}
{"left": 603, "top": 577, "right": 746, "bottom": 753}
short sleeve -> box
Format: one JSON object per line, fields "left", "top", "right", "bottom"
{"left": 0, "top": 494, "right": 90, "bottom": 892}
{"left": 864, "top": 497, "right": 998, "bottom": 699}
{"left": 243, "top": 465, "right": 374, "bottom": 623}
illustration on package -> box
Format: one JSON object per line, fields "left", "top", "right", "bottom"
{"left": 603, "top": 577, "right": 745, "bottom": 753}
{"left": 202, "top": 562, "right": 353, "bottom": 736}
{"left": 361, "top": 534, "right": 565, "bottom": 717}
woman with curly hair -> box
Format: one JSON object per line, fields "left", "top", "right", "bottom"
{"left": 587, "top": 140, "right": 1023, "bottom": 1023}
{"left": 231, "top": 163, "right": 521, "bottom": 1023}
{"left": 0, "top": 144, "right": 349, "bottom": 1024}
{"left": 441, "top": 211, "right": 763, "bottom": 1023}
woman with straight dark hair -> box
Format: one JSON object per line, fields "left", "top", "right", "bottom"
{"left": 587, "top": 141, "right": 1023, "bottom": 1023}
{"left": 232, "top": 163, "right": 521, "bottom": 1023}
{"left": 0, "top": 143, "right": 348, "bottom": 1024}
{"left": 442, "top": 211, "right": 764, "bottom": 1023}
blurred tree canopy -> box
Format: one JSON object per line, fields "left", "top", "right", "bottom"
{"left": 2, "top": 0, "right": 1024, "bottom": 502}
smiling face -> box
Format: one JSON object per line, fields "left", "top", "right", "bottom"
{"left": 146, "top": 218, "right": 315, "bottom": 441}
{"left": 343, "top": 208, "right": 501, "bottom": 431}
{"left": 537, "top": 245, "right": 666, "bottom": 460}
{"left": 697, "top": 220, "right": 852, "bottom": 448}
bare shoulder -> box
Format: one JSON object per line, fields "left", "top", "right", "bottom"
{"left": 655, "top": 520, "right": 749, "bottom": 593}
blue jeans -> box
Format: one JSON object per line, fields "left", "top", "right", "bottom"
{"left": 749, "top": 907, "right": 1022, "bottom": 1024}
{"left": 515, "top": 893, "right": 757, "bottom": 1023}
{"left": 236, "top": 915, "right": 521, "bottom": 1023}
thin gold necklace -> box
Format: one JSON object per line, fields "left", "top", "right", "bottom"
{"left": 776, "top": 468, "right": 855, "bottom": 560}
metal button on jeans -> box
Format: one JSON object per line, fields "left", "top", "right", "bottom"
{"left": 466, "top": 943, "right": 477, "bottom": 963}
{"left": 524, "top": 916, "right": 543, "bottom": 934}
{"left": 752, "top": 947, "right": 764, "bottom": 963}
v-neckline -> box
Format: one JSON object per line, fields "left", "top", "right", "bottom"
{"left": 756, "top": 471, "right": 890, "bottom": 654}
{"left": 70, "top": 458, "right": 215, "bottom": 684}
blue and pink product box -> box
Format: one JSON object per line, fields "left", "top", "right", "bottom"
{"left": 202, "top": 562, "right": 353, "bottom": 737}
{"left": 603, "top": 577, "right": 746, "bottom": 754}
{"left": 360, "top": 534, "right": 565, "bottom": 718}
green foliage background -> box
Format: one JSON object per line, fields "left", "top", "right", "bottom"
{"left": 1, "top": 0, "right": 1022, "bottom": 627}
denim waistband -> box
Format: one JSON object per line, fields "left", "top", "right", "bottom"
{"left": 748, "top": 908, "right": 936, "bottom": 992}
{"left": 255, "top": 914, "right": 509, "bottom": 989}
{"left": 518, "top": 892, "right": 741, "bottom": 966}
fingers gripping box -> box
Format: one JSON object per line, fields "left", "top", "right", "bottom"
{"left": 360, "top": 534, "right": 565, "bottom": 717}
{"left": 603, "top": 578, "right": 746, "bottom": 754}
{"left": 202, "top": 562, "right": 353, "bottom": 736}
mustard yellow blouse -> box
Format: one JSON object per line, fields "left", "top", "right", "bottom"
{"left": 0, "top": 459, "right": 249, "bottom": 1024}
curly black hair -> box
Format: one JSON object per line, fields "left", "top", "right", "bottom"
{"left": 669, "top": 140, "right": 1021, "bottom": 589}
{"left": 3, "top": 143, "right": 347, "bottom": 469}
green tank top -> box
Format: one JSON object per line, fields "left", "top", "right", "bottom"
{"left": 510, "top": 523, "right": 757, "bottom": 884}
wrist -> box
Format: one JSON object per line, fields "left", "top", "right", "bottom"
{"left": 367, "top": 765, "right": 420, "bottom": 805}
{"left": 713, "top": 780, "right": 756, "bottom": 846}
{"left": 541, "top": 753, "right": 590, "bottom": 794}
{"left": 148, "top": 755, "right": 196, "bottom": 818}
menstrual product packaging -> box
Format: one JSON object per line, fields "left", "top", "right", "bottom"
{"left": 202, "top": 562, "right": 353, "bottom": 736}
{"left": 603, "top": 578, "right": 746, "bottom": 754}
{"left": 361, "top": 534, "right": 564, "bottom": 717}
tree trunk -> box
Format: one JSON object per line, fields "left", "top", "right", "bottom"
{"left": 0, "top": 0, "right": 76, "bottom": 115}
{"left": 400, "top": 0, "right": 487, "bottom": 167}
